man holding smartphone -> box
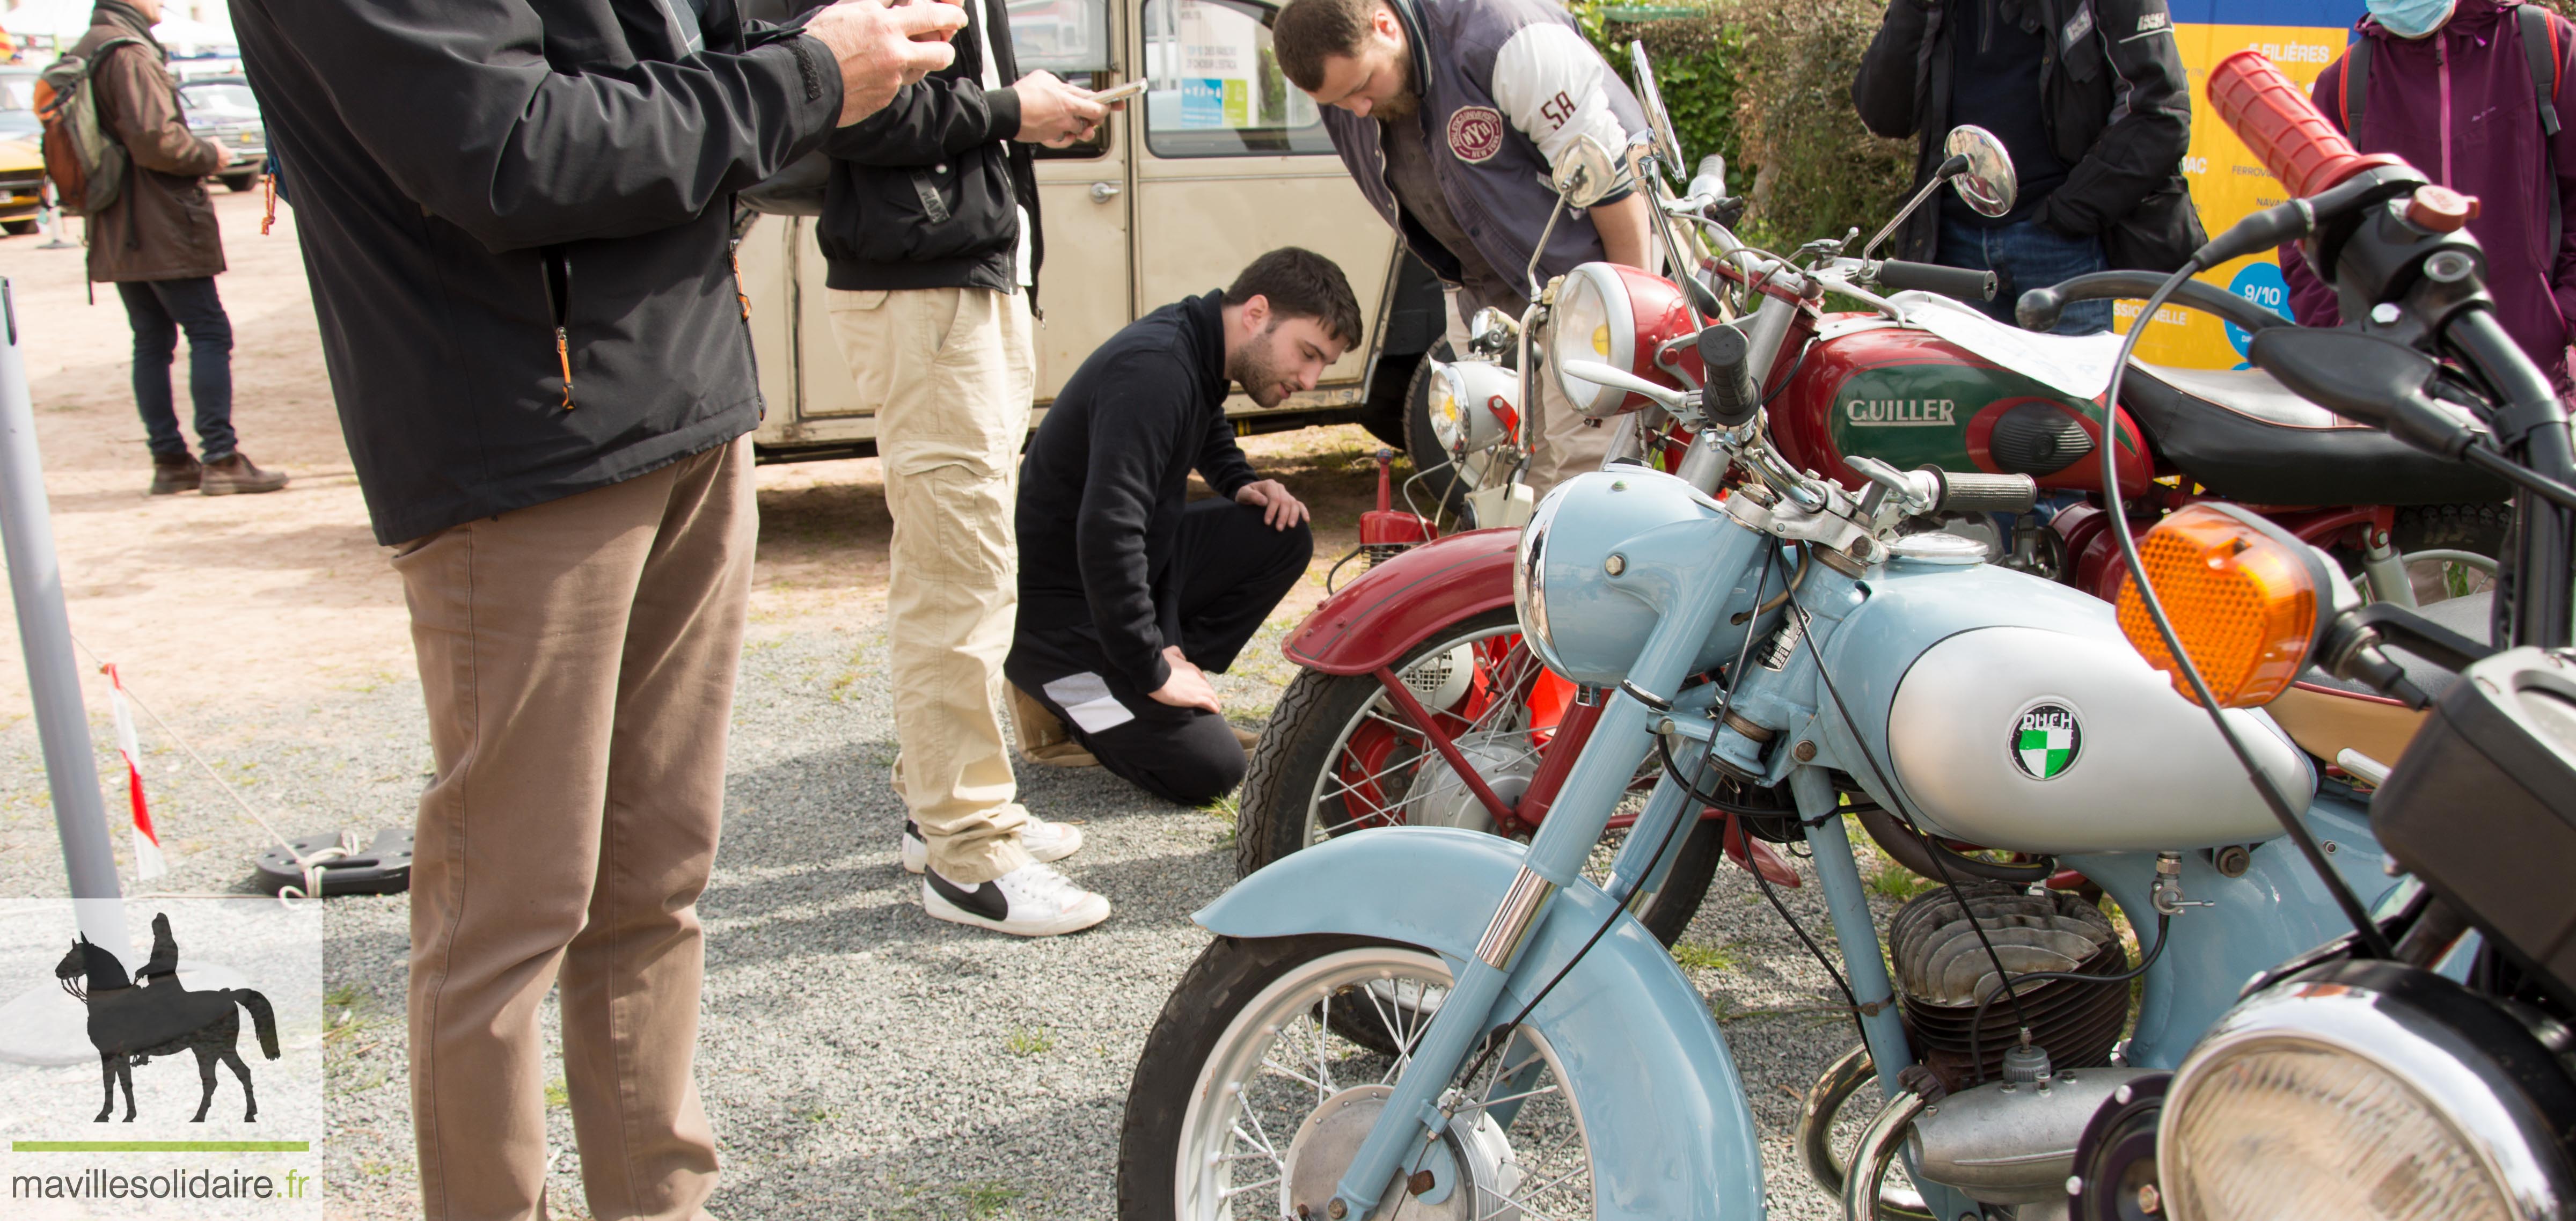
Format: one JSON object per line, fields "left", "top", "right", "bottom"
{"left": 815, "top": 0, "right": 1118, "bottom": 936}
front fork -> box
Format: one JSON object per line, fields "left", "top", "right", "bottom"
{"left": 1324, "top": 520, "right": 1762, "bottom": 1217}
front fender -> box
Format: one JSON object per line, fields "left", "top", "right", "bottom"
{"left": 1284, "top": 528, "right": 1520, "bottom": 675}
{"left": 1196, "top": 827, "right": 1765, "bottom": 1220}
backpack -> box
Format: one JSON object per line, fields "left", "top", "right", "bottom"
{"left": 33, "top": 36, "right": 145, "bottom": 217}
{"left": 2337, "top": 4, "right": 2564, "bottom": 254}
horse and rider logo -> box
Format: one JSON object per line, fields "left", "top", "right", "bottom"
{"left": 52, "top": 911, "right": 281, "bottom": 1123}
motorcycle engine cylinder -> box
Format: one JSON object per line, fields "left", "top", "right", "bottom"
{"left": 1888, "top": 881, "right": 2131, "bottom": 1094}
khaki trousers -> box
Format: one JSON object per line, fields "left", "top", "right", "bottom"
{"left": 1443, "top": 288, "right": 1614, "bottom": 494}
{"left": 825, "top": 287, "right": 1035, "bottom": 883}
{"left": 394, "top": 439, "right": 754, "bottom": 1221}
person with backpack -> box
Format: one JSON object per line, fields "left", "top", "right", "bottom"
{"left": 60, "top": 0, "right": 286, "bottom": 495}
{"left": 1852, "top": 0, "right": 2205, "bottom": 334}
{"left": 2281, "top": 0, "right": 2576, "bottom": 387}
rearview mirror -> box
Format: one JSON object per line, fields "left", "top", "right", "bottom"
{"left": 1628, "top": 40, "right": 1687, "bottom": 184}
{"left": 1945, "top": 125, "right": 2018, "bottom": 218}
{"left": 1553, "top": 135, "right": 1623, "bottom": 209}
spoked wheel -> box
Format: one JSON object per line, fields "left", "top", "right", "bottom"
{"left": 1236, "top": 608, "right": 1722, "bottom": 945}
{"left": 1118, "top": 935, "right": 1598, "bottom": 1221}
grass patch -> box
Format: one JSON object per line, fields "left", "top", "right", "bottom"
{"left": 1865, "top": 859, "right": 1940, "bottom": 902}
{"left": 544, "top": 1077, "right": 569, "bottom": 1109}
{"left": 1004, "top": 1027, "right": 1055, "bottom": 1058}
{"left": 1670, "top": 938, "right": 1748, "bottom": 974}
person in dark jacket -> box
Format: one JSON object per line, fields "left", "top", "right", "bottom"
{"left": 2281, "top": 0, "right": 2576, "bottom": 387}
{"left": 73, "top": 0, "right": 284, "bottom": 495}
{"left": 1006, "top": 249, "right": 1355, "bottom": 811}
{"left": 1853, "top": 0, "right": 2203, "bottom": 332}
{"left": 816, "top": 0, "right": 1115, "bottom": 939}
{"left": 229, "top": 2, "right": 963, "bottom": 1217}
{"left": 1275, "top": 0, "right": 1652, "bottom": 494}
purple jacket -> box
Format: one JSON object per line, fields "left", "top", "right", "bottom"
{"left": 2280, "top": 0, "right": 2576, "bottom": 383}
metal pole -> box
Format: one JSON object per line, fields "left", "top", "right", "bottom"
{"left": 0, "top": 277, "right": 131, "bottom": 963}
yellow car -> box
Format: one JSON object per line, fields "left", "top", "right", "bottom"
{"left": 0, "top": 136, "right": 41, "bottom": 237}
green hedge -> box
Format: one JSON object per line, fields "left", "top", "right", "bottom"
{"left": 1579, "top": 0, "right": 1944, "bottom": 252}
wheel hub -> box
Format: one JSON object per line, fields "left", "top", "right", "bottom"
{"left": 1399, "top": 731, "right": 1536, "bottom": 835}
{"left": 1283, "top": 1085, "right": 1521, "bottom": 1221}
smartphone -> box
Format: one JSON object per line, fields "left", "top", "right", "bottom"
{"left": 1089, "top": 78, "right": 1149, "bottom": 105}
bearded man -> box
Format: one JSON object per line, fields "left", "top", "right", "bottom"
{"left": 996, "top": 249, "right": 1351, "bottom": 829}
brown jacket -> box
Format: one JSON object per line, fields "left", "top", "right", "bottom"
{"left": 75, "top": 3, "right": 226, "bottom": 282}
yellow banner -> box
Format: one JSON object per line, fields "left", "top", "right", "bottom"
{"left": 2123, "top": 21, "right": 2358, "bottom": 368}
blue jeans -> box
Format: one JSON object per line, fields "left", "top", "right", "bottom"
{"left": 1936, "top": 214, "right": 2111, "bottom": 335}
{"left": 116, "top": 277, "right": 236, "bottom": 462}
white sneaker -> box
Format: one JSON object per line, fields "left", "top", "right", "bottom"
{"left": 922, "top": 861, "right": 1111, "bottom": 937}
{"left": 901, "top": 816, "right": 1084, "bottom": 874}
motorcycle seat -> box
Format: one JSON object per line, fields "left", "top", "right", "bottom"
{"left": 2120, "top": 362, "right": 2507, "bottom": 506}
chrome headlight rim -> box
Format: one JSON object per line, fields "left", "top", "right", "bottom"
{"left": 1549, "top": 265, "right": 1628, "bottom": 417}
{"left": 1513, "top": 484, "right": 1576, "bottom": 681}
{"left": 2161, "top": 959, "right": 2576, "bottom": 1221}
{"left": 1427, "top": 357, "right": 1465, "bottom": 451}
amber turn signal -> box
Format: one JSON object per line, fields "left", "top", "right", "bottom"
{"left": 2116, "top": 504, "right": 2331, "bottom": 708}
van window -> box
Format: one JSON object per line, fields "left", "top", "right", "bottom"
{"left": 1141, "top": 0, "right": 1332, "bottom": 158}
{"left": 1009, "top": 0, "right": 1116, "bottom": 159}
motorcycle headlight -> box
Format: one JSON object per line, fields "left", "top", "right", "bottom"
{"left": 1550, "top": 262, "right": 1695, "bottom": 419}
{"left": 1436, "top": 359, "right": 1520, "bottom": 453}
{"left": 2161, "top": 961, "right": 2576, "bottom": 1221}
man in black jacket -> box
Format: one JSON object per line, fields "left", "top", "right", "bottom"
{"left": 230, "top": 1, "right": 961, "bottom": 1217}
{"left": 1006, "top": 250, "right": 1355, "bottom": 810}
{"left": 1853, "top": 0, "right": 2202, "bottom": 332}
{"left": 817, "top": 0, "right": 1114, "bottom": 938}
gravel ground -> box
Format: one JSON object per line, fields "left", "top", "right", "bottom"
{"left": 0, "top": 619, "right": 1922, "bottom": 1220}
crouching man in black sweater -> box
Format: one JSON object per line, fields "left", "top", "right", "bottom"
{"left": 1008, "top": 249, "right": 1358, "bottom": 805}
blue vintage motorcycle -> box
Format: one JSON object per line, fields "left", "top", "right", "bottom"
{"left": 1114, "top": 82, "right": 2418, "bottom": 1221}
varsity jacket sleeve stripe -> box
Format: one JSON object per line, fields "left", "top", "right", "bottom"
{"left": 250, "top": 0, "right": 841, "bottom": 252}
{"left": 1489, "top": 24, "right": 1629, "bottom": 174}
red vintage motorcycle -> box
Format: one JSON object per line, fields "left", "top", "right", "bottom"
{"left": 1238, "top": 51, "right": 2509, "bottom": 939}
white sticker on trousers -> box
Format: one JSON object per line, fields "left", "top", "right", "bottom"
{"left": 1043, "top": 671, "right": 1135, "bottom": 734}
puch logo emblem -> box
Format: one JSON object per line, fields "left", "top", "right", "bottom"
{"left": 1844, "top": 398, "right": 1957, "bottom": 427}
{"left": 2012, "top": 703, "right": 2082, "bottom": 780}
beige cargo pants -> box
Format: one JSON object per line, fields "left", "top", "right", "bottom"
{"left": 826, "top": 286, "right": 1036, "bottom": 883}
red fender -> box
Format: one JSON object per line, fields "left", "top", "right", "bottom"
{"left": 1285, "top": 528, "right": 1521, "bottom": 676}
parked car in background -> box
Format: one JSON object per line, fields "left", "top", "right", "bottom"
{"left": 0, "top": 65, "right": 35, "bottom": 111}
{"left": 738, "top": 0, "right": 1441, "bottom": 462}
{"left": 175, "top": 75, "right": 261, "bottom": 192}
{"left": 0, "top": 135, "right": 41, "bottom": 236}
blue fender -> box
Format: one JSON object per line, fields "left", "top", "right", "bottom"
{"left": 1196, "top": 827, "right": 1766, "bottom": 1220}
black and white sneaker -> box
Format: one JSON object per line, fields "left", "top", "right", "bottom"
{"left": 922, "top": 861, "right": 1111, "bottom": 937}
{"left": 899, "top": 816, "right": 1083, "bottom": 875}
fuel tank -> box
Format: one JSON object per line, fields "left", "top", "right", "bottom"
{"left": 1770, "top": 320, "right": 2154, "bottom": 495}
{"left": 1818, "top": 554, "right": 2311, "bottom": 854}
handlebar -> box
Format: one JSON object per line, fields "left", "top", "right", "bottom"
{"left": 1927, "top": 467, "right": 2039, "bottom": 514}
{"left": 2017, "top": 270, "right": 2292, "bottom": 337}
{"left": 2207, "top": 52, "right": 2406, "bottom": 199}
{"left": 1877, "top": 260, "right": 1999, "bottom": 303}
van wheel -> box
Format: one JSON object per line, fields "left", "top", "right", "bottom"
{"left": 1, "top": 220, "right": 34, "bottom": 236}
{"left": 221, "top": 173, "right": 258, "bottom": 193}
{"left": 1357, "top": 349, "right": 1418, "bottom": 449}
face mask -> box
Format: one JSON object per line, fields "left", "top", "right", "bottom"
{"left": 2368, "top": 0, "right": 2459, "bottom": 39}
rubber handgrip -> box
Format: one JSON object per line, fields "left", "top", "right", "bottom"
{"left": 1878, "top": 260, "right": 1999, "bottom": 302}
{"left": 2206, "top": 51, "right": 2394, "bottom": 199}
{"left": 1927, "top": 467, "right": 2039, "bottom": 514}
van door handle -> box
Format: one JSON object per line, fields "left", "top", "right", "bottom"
{"left": 1089, "top": 181, "right": 1122, "bottom": 204}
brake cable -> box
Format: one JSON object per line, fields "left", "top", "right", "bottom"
{"left": 2089, "top": 265, "right": 2396, "bottom": 959}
